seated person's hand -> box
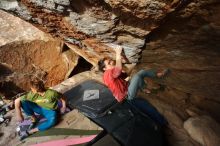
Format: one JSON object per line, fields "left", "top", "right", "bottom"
{"left": 17, "top": 114, "right": 24, "bottom": 122}
{"left": 60, "top": 106, "right": 66, "bottom": 114}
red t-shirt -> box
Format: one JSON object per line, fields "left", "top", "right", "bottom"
{"left": 103, "top": 67, "right": 128, "bottom": 102}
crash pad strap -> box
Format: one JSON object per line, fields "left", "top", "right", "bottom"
{"left": 29, "top": 128, "right": 101, "bottom": 137}
{"left": 31, "top": 135, "right": 96, "bottom": 146}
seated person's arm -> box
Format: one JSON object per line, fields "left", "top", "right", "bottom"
{"left": 15, "top": 97, "right": 24, "bottom": 122}
{"left": 59, "top": 95, "right": 66, "bottom": 113}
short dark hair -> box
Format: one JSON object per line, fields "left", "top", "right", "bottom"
{"left": 98, "top": 58, "right": 108, "bottom": 72}
{"left": 30, "top": 79, "right": 45, "bottom": 92}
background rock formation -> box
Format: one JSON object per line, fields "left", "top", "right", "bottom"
{"left": 0, "top": 0, "right": 183, "bottom": 64}
{"left": 0, "top": 10, "right": 80, "bottom": 98}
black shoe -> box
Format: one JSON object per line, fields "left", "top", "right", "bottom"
{"left": 19, "top": 130, "right": 29, "bottom": 141}
{"left": 28, "top": 116, "right": 38, "bottom": 130}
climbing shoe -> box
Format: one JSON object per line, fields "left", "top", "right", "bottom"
{"left": 19, "top": 130, "right": 29, "bottom": 141}
{"left": 28, "top": 116, "right": 37, "bottom": 130}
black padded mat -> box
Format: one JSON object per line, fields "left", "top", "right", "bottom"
{"left": 92, "top": 101, "right": 164, "bottom": 146}
{"left": 64, "top": 80, "right": 117, "bottom": 118}
{"left": 64, "top": 80, "right": 164, "bottom": 146}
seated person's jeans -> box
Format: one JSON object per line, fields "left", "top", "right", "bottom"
{"left": 21, "top": 100, "right": 57, "bottom": 131}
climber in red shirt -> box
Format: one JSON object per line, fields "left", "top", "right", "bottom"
{"left": 98, "top": 46, "right": 169, "bottom": 102}
{"left": 98, "top": 46, "right": 169, "bottom": 125}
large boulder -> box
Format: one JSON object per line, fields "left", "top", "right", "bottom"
{"left": 184, "top": 116, "right": 220, "bottom": 146}
{"left": 0, "top": 10, "right": 80, "bottom": 98}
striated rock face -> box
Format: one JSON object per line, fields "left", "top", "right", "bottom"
{"left": 134, "top": 1, "right": 220, "bottom": 145}
{"left": 0, "top": 0, "right": 183, "bottom": 63}
{"left": 137, "top": 0, "right": 220, "bottom": 122}
{"left": 104, "top": 0, "right": 169, "bottom": 20}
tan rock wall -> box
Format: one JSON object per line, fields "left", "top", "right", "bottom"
{"left": 0, "top": 10, "right": 50, "bottom": 46}
{"left": 0, "top": 10, "right": 79, "bottom": 97}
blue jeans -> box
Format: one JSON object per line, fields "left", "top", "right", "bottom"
{"left": 21, "top": 100, "right": 57, "bottom": 131}
{"left": 127, "top": 69, "right": 156, "bottom": 100}
{"left": 128, "top": 98, "right": 168, "bottom": 126}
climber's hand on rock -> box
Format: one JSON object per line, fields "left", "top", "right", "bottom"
{"left": 115, "top": 46, "right": 123, "bottom": 55}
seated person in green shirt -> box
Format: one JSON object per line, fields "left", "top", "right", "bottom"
{"left": 15, "top": 79, "right": 66, "bottom": 138}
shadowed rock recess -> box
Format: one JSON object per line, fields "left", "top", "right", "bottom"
{"left": 0, "top": 0, "right": 220, "bottom": 146}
